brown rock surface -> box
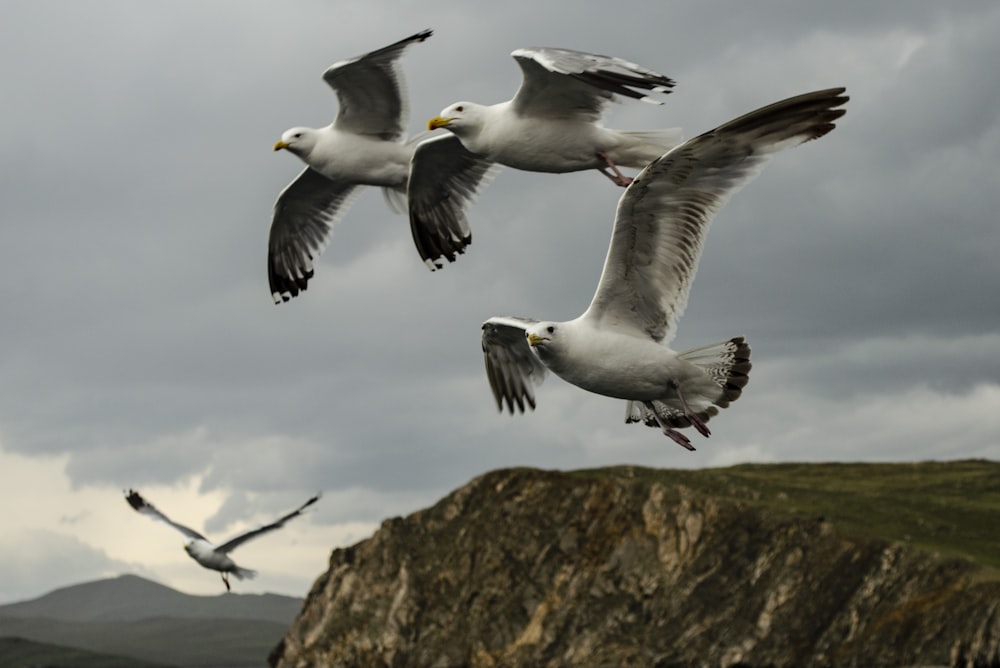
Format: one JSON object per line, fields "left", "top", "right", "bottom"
{"left": 270, "top": 465, "right": 1000, "bottom": 667}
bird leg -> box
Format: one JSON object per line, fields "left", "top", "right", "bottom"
{"left": 643, "top": 401, "right": 695, "bottom": 451}
{"left": 221, "top": 572, "right": 231, "bottom": 592}
{"left": 596, "top": 152, "right": 633, "bottom": 187}
{"left": 670, "top": 380, "right": 711, "bottom": 438}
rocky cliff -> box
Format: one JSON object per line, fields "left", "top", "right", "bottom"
{"left": 270, "top": 463, "right": 1000, "bottom": 667}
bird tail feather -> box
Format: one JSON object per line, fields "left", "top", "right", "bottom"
{"left": 677, "top": 336, "right": 752, "bottom": 408}
{"left": 232, "top": 567, "right": 257, "bottom": 581}
{"left": 624, "top": 336, "right": 751, "bottom": 428}
{"left": 620, "top": 127, "right": 684, "bottom": 157}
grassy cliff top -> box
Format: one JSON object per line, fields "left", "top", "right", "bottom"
{"left": 569, "top": 459, "right": 1000, "bottom": 571}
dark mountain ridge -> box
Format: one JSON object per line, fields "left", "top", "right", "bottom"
{"left": 0, "top": 573, "right": 302, "bottom": 624}
{"left": 0, "top": 574, "right": 304, "bottom": 667}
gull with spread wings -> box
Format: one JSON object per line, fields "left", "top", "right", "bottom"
{"left": 409, "top": 47, "right": 683, "bottom": 270}
{"left": 125, "top": 490, "right": 320, "bottom": 591}
{"left": 481, "top": 88, "right": 849, "bottom": 450}
{"left": 269, "top": 29, "right": 432, "bottom": 303}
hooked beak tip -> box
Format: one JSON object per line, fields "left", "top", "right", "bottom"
{"left": 427, "top": 116, "right": 450, "bottom": 131}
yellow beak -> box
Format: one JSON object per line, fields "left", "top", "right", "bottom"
{"left": 427, "top": 116, "right": 452, "bottom": 131}
{"left": 273, "top": 140, "right": 290, "bottom": 151}
{"left": 527, "top": 333, "right": 546, "bottom": 347}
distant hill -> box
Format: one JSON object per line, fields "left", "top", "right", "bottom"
{"left": 0, "top": 573, "right": 302, "bottom": 624}
{"left": 272, "top": 460, "right": 1000, "bottom": 667}
{"left": 0, "top": 574, "right": 306, "bottom": 667}
{"left": 0, "top": 635, "right": 174, "bottom": 668}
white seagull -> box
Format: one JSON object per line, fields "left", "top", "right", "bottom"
{"left": 481, "top": 88, "right": 849, "bottom": 449}
{"left": 269, "top": 29, "right": 432, "bottom": 303}
{"left": 408, "top": 47, "right": 684, "bottom": 270}
{"left": 125, "top": 490, "right": 320, "bottom": 591}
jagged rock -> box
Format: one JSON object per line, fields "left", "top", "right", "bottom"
{"left": 270, "top": 466, "right": 1000, "bottom": 668}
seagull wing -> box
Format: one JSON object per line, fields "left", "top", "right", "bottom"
{"left": 267, "top": 168, "right": 362, "bottom": 303}
{"left": 481, "top": 316, "right": 549, "bottom": 414}
{"left": 323, "top": 29, "right": 432, "bottom": 140}
{"left": 583, "top": 87, "right": 849, "bottom": 343}
{"left": 215, "top": 494, "right": 321, "bottom": 555}
{"left": 125, "top": 489, "right": 208, "bottom": 542}
{"left": 510, "top": 47, "right": 674, "bottom": 121}
{"left": 408, "top": 134, "right": 501, "bottom": 270}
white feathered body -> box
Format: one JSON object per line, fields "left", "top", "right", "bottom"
{"left": 185, "top": 540, "right": 256, "bottom": 580}
{"left": 530, "top": 319, "right": 722, "bottom": 413}
{"left": 453, "top": 102, "right": 681, "bottom": 173}
{"left": 299, "top": 126, "right": 413, "bottom": 187}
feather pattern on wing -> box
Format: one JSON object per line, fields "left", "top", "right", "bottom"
{"left": 215, "top": 494, "right": 320, "bottom": 554}
{"left": 583, "top": 87, "right": 848, "bottom": 343}
{"left": 481, "top": 316, "right": 548, "bottom": 413}
{"left": 268, "top": 169, "right": 361, "bottom": 303}
{"left": 125, "top": 489, "right": 208, "bottom": 542}
{"left": 408, "top": 135, "right": 502, "bottom": 269}
{"left": 510, "top": 48, "right": 675, "bottom": 120}
{"left": 324, "top": 29, "right": 432, "bottom": 139}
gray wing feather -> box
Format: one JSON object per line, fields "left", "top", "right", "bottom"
{"left": 584, "top": 88, "right": 849, "bottom": 343}
{"left": 323, "top": 29, "right": 432, "bottom": 139}
{"left": 268, "top": 168, "right": 362, "bottom": 303}
{"left": 481, "top": 316, "right": 548, "bottom": 414}
{"left": 408, "top": 134, "right": 501, "bottom": 270}
{"left": 510, "top": 47, "right": 674, "bottom": 121}
{"left": 125, "top": 490, "right": 208, "bottom": 542}
{"left": 215, "top": 494, "right": 320, "bottom": 555}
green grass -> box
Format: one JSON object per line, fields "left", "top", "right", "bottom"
{"left": 568, "top": 459, "right": 1000, "bottom": 571}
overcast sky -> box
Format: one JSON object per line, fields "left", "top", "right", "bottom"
{"left": 1, "top": 0, "right": 998, "bottom": 603}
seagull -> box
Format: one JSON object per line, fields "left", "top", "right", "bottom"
{"left": 408, "top": 47, "right": 684, "bottom": 270}
{"left": 269, "top": 29, "right": 432, "bottom": 303}
{"left": 481, "top": 88, "right": 848, "bottom": 449}
{"left": 125, "top": 490, "right": 320, "bottom": 591}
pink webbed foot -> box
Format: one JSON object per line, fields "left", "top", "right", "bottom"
{"left": 669, "top": 381, "right": 712, "bottom": 439}
{"left": 644, "top": 400, "right": 696, "bottom": 451}
{"left": 597, "top": 152, "right": 633, "bottom": 187}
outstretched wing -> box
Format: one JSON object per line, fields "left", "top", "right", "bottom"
{"left": 215, "top": 494, "right": 321, "bottom": 555}
{"left": 481, "top": 316, "right": 548, "bottom": 414}
{"left": 125, "top": 489, "right": 207, "bottom": 542}
{"left": 408, "top": 134, "right": 501, "bottom": 270}
{"left": 267, "top": 168, "right": 362, "bottom": 303}
{"left": 510, "top": 47, "right": 674, "bottom": 121}
{"left": 583, "top": 87, "right": 849, "bottom": 344}
{"left": 324, "top": 29, "right": 432, "bottom": 139}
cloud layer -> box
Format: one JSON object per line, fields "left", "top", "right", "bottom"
{"left": 0, "top": 0, "right": 997, "bottom": 602}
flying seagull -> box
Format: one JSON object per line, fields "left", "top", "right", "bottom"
{"left": 481, "top": 88, "right": 849, "bottom": 449}
{"left": 125, "top": 490, "right": 320, "bottom": 591}
{"left": 408, "top": 47, "right": 684, "bottom": 270}
{"left": 269, "top": 29, "right": 432, "bottom": 303}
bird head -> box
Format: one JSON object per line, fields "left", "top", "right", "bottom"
{"left": 273, "top": 127, "right": 314, "bottom": 155}
{"left": 526, "top": 323, "right": 557, "bottom": 356}
{"left": 427, "top": 102, "right": 471, "bottom": 132}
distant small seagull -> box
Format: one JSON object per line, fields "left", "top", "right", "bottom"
{"left": 269, "top": 29, "right": 432, "bottom": 303}
{"left": 125, "top": 490, "right": 320, "bottom": 591}
{"left": 408, "top": 47, "right": 683, "bottom": 270}
{"left": 481, "top": 88, "right": 849, "bottom": 449}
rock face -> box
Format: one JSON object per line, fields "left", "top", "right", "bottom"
{"left": 271, "top": 467, "right": 1000, "bottom": 668}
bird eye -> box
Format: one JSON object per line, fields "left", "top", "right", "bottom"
{"left": 293, "top": 132, "right": 302, "bottom": 139}
{"left": 546, "top": 326, "right": 555, "bottom": 333}
{"left": 455, "top": 105, "right": 464, "bottom": 112}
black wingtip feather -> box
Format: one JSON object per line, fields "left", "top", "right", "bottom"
{"left": 125, "top": 489, "right": 145, "bottom": 512}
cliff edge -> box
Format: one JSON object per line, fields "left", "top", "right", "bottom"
{"left": 271, "top": 462, "right": 1000, "bottom": 667}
